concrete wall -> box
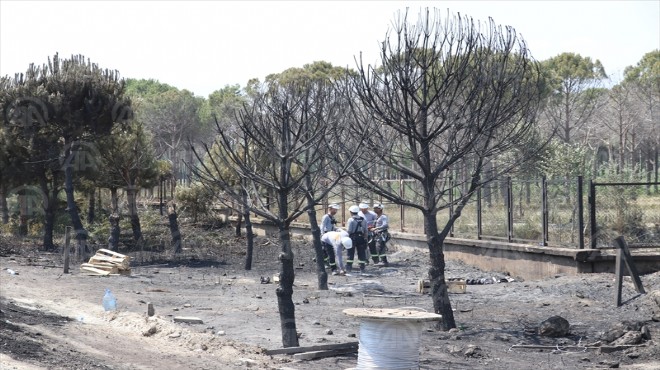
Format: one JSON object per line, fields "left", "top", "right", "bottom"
{"left": 232, "top": 217, "right": 659, "bottom": 281}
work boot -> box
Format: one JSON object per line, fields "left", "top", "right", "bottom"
{"left": 345, "top": 264, "right": 352, "bottom": 273}
{"left": 379, "top": 257, "right": 389, "bottom": 267}
{"left": 359, "top": 264, "right": 365, "bottom": 273}
{"left": 372, "top": 257, "right": 379, "bottom": 264}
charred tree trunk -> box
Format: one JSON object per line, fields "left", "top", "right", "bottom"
{"left": 39, "top": 175, "right": 57, "bottom": 251}
{"left": 243, "top": 187, "right": 254, "bottom": 270}
{"left": 108, "top": 188, "right": 120, "bottom": 251}
{"left": 18, "top": 193, "right": 28, "bottom": 236}
{"left": 425, "top": 211, "right": 456, "bottom": 330}
{"left": 305, "top": 176, "right": 328, "bottom": 290}
{"left": 87, "top": 190, "right": 96, "bottom": 224}
{"left": 168, "top": 203, "right": 182, "bottom": 254}
{"left": 42, "top": 199, "right": 55, "bottom": 250}
{"left": 64, "top": 146, "right": 89, "bottom": 259}
{"left": 308, "top": 208, "right": 328, "bottom": 290}
{"left": 126, "top": 186, "right": 143, "bottom": 245}
{"left": 235, "top": 212, "right": 243, "bottom": 237}
{"left": 108, "top": 213, "right": 120, "bottom": 251}
{"left": 276, "top": 223, "right": 299, "bottom": 347}
{"left": 0, "top": 183, "right": 8, "bottom": 224}
{"left": 243, "top": 210, "right": 254, "bottom": 270}
{"left": 110, "top": 187, "right": 119, "bottom": 214}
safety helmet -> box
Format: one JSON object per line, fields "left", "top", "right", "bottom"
{"left": 358, "top": 203, "right": 369, "bottom": 209}
{"left": 349, "top": 205, "right": 360, "bottom": 213}
{"left": 329, "top": 204, "right": 340, "bottom": 210}
{"left": 373, "top": 203, "right": 384, "bottom": 210}
{"left": 341, "top": 237, "right": 353, "bottom": 250}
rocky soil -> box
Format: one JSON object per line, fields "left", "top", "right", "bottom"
{"left": 1, "top": 228, "right": 659, "bottom": 370}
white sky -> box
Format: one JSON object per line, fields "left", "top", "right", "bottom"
{"left": 1, "top": 1, "right": 658, "bottom": 97}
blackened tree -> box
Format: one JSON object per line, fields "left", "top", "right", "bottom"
{"left": 348, "top": 9, "right": 545, "bottom": 330}
{"left": 193, "top": 72, "right": 355, "bottom": 347}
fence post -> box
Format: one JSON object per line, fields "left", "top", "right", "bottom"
{"left": 400, "top": 178, "right": 405, "bottom": 232}
{"left": 614, "top": 236, "right": 646, "bottom": 306}
{"left": 159, "top": 176, "right": 164, "bottom": 216}
{"left": 541, "top": 176, "right": 548, "bottom": 246}
{"left": 507, "top": 177, "right": 513, "bottom": 242}
{"left": 589, "top": 180, "right": 597, "bottom": 249}
{"left": 449, "top": 177, "right": 454, "bottom": 237}
{"left": 577, "top": 176, "right": 585, "bottom": 249}
{"left": 477, "top": 186, "right": 482, "bottom": 240}
{"left": 341, "top": 184, "right": 346, "bottom": 227}
{"left": 63, "top": 226, "right": 71, "bottom": 274}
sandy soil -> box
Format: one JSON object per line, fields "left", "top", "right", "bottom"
{"left": 1, "top": 228, "right": 659, "bottom": 370}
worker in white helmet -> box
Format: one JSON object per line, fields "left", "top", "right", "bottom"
{"left": 320, "top": 230, "right": 352, "bottom": 275}
{"left": 370, "top": 203, "right": 390, "bottom": 267}
{"left": 319, "top": 204, "right": 341, "bottom": 267}
{"left": 358, "top": 202, "right": 378, "bottom": 264}
{"left": 346, "top": 205, "right": 368, "bottom": 273}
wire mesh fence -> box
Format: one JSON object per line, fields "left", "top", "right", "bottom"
{"left": 269, "top": 177, "right": 660, "bottom": 250}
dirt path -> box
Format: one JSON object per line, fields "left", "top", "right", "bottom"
{"left": 1, "top": 231, "right": 659, "bottom": 370}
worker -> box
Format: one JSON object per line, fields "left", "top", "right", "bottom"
{"left": 371, "top": 203, "right": 390, "bottom": 267}
{"left": 319, "top": 204, "right": 341, "bottom": 267}
{"left": 346, "top": 205, "right": 368, "bottom": 273}
{"left": 320, "top": 229, "right": 352, "bottom": 275}
{"left": 321, "top": 204, "right": 340, "bottom": 234}
{"left": 359, "top": 203, "right": 378, "bottom": 264}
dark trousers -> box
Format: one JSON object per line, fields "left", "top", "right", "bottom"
{"left": 322, "top": 242, "right": 336, "bottom": 271}
{"left": 367, "top": 232, "right": 379, "bottom": 263}
{"left": 376, "top": 239, "right": 388, "bottom": 263}
{"left": 346, "top": 242, "right": 367, "bottom": 271}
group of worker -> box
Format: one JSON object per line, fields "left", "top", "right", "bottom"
{"left": 320, "top": 202, "right": 390, "bottom": 276}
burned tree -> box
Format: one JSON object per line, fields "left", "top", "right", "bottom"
{"left": 348, "top": 9, "right": 545, "bottom": 329}
{"left": 1, "top": 54, "right": 131, "bottom": 254}
{"left": 193, "top": 74, "right": 353, "bottom": 347}
{"left": 264, "top": 62, "right": 359, "bottom": 290}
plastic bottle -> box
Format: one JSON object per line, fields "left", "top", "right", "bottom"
{"left": 102, "top": 288, "right": 117, "bottom": 311}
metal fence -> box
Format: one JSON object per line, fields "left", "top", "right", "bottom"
{"left": 318, "top": 177, "right": 660, "bottom": 249}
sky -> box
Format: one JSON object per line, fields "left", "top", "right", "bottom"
{"left": 1, "top": 1, "right": 658, "bottom": 97}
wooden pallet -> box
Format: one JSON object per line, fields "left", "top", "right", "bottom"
{"left": 80, "top": 249, "right": 131, "bottom": 276}
{"left": 81, "top": 262, "right": 118, "bottom": 275}
{"left": 417, "top": 279, "right": 466, "bottom": 294}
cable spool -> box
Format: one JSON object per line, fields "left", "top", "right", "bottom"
{"left": 343, "top": 308, "right": 442, "bottom": 370}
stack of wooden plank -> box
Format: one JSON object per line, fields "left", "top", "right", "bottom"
{"left": 417, "top": 279, "right": 466, "bottom": 294}
{"left": 80, "top": 249, "right": 131, "bottom": 276}
{"left": 265, "top": 342, "right": 358, "bottom": 360}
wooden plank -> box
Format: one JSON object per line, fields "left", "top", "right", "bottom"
{"left": 173, "top": 316, "right": 204, "bottom": 324}
{"left": 80, "top": 266, "right": 110, "bottom": 276}
{"left": 363, "top": 294, "right": 404, "bottom": 298}
{"left": 82, "top": 261, "right": 117, "bottom": 268}
{"left": 81, "top": 263, "right": 118, "bottom": 274}
{"left": 89, "top": 256, "right": 130, "bottom": 270}
{"left": 293, "top": 347, "right": 357, "bottom": 360}
{"left": 615, "top": 244, "right": 624, "bottom": 306}
{"left": 89, "top": 256, "right": 125, "bottom": 264}
{"left": 265, "top": 341, "right": 359, "bottom": 356}
{"left": 97, "top": 248, "right": 129, "bottom": 259}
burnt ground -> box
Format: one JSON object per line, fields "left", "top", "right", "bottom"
{"left": 0, "top": 227, "right": 659, "bottom": 370}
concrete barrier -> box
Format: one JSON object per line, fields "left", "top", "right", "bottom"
{"left": 231, "top": 217, "right": 660, "bottom": 280}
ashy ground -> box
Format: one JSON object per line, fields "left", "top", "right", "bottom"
{"left": 1, "top": 228, "right": 659, "bottom": 370}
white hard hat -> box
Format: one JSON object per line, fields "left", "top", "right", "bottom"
{"left": 358, "top": 203, "right": 369, "bottom": 209}
{"left": 373, "top": 203, "right": 384, "bottom": 210}
{"left": 349, "top": 205, "right": 360, "bottom": 213}
{"left": 341, "top": 237, "right": 353, "bottom": 250}
{"left": 329, "top": 204, "right": 340, "bottom": 210}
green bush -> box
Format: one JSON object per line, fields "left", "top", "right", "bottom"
{"left": 176, "top": 183, "right": 215, "bottom": 222}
